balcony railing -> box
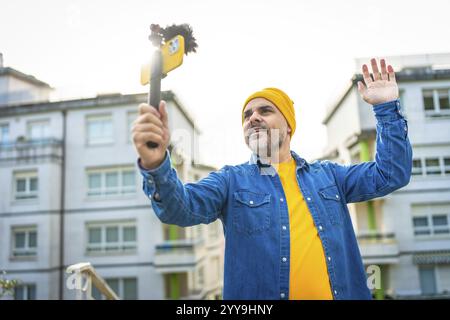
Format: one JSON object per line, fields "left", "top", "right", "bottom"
{"left": 66, "top": 262, "right": 119, "bottom": 300}
{"left": 357, "top": 231, "right": 396, "bottom": 242}
{"left": 0, "top": 138, "right": 63, "bottom": 164}
{"left": 357, "top": 231, "right": 400, "bottom": 264}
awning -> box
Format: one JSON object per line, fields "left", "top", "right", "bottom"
{"left": 413, "top": 250, "right": 450, "bottom": 265}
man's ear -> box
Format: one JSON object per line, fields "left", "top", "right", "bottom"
{"left": 287, "top": 126, "right": 292, "bottom": 134}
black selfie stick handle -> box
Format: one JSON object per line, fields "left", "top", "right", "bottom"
{"left": 146, "top": 50, "right": 163, "bottom": 149}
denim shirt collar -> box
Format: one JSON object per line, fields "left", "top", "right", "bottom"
{"left": 248, "top": 150, "right": 310, "bottom": 176}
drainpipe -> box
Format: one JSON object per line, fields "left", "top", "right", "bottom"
{"left": 359, "top": 139, "right": 384, "bottom": 300}
{"left": 58, "top": 109, "right": 67, "bottom": 299}
{"left": 168, "top": 152, "right": 181, "bottom": 299}
{"left": 359, "top": 140, "right": 377, "bottom": 231}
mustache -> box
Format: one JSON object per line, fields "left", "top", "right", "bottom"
{"left": 246, "top": 125, "right": 269, "bottom": 135}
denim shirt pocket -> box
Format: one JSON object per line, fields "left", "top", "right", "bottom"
{"left": 318, "top": 185, "right": 343, "bottom": 226}
{"left": 232, "top": 190, "right": 271, "bottom": 235}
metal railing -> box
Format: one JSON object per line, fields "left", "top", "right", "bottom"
{"left": 0, "top": 138, "right": 63, "bottom": 163}
{"left": 357, "top": 231, "right": 396, "bottom": 242}
{"left": 66, "top": 262, "right": 119, "bottom": 300}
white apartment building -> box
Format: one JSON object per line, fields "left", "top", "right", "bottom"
{"left": 321, "top": 53, "right": 450, "bottom": 299}
{"left": 0, "top": 53, "right": 224, "bottom": 300}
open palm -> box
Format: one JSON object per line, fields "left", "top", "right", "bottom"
{"left": 358, "top": 58, "right": 399, "bottom": 105}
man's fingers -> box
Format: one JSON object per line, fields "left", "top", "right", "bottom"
{"left": 134, "top": 112, "right": 164, "bottom": 128}
{"left": 133, "top": 132, "right": 164, "bottom": 147}
{"left": 138, "top": 103, "right": 161, "bottom": 118}
{"left": 388, "top": 65, "right": 396, "bottom": 82}
{"left": 132, "top": 123, "right": 164, "bottom": 136}
{"left": 159, "top": 101, "right": 169, "bottom": 128}
{"left": 371, "top": 58, "right": 381, "bottom": 81}
{"left": 357, "top": 81, "right": 366, "bottom": 96}
{"left": 380, "top": 59, "right": 388, "bottom": 80}
{"left": 362, "top": 64, "right": 372, "bottom": 84}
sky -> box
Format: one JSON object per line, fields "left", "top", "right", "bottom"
{"left": 2, "top": 0, "right": 450, "bottom": 168}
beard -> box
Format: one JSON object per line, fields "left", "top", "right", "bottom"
{"left": 245, "top": 127, "right": 285, "bottom": 161}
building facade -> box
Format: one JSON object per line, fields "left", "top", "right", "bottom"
{"left": 0, "top": 56, "right": 224, "bottom": 300}
{"left": 321, "top": 53, "right": 450, "bottom": 299}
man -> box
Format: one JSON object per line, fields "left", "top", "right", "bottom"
{"left": 132, "top": 58, "right": 412, "bottom": 300}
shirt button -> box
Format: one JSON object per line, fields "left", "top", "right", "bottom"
{"left": 404, "top": 126, "right": 407, "bottom": 131}
{"left": 282, "top": 225, "right": 287, "bottom": 231}
{"left": 282, "top": 257, "right": 287, "bottom": 262}
{"left": 148, "top": 179, "right": 153, "bottom": 184}
{"left": 153, "top": 193, "right": 160, "bottom": 201}
{"left": 328, "top": 256, "right": 331, "bottom": 261}
{"left": 335, "top": 194, "right": 339, "bottom": 199}
{"left": 280, "top": 293, "right": 286, "bottom": 299}
{"left": 334, "top": 290, "right": 338, "bottom": 295}
{"left": 319, "top": 225, "right": 323, "bottom": 231}
{"left": 280, "top": 198, "right": 284, "bottom": 202}
{"left": 307, "top": 197, "right": 311, "bottom": 201}
{"left": 249, "top": 200, "right": 254, "bottom": 205}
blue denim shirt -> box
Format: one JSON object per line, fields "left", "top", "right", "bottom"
{"left": 138, "top": 99, "right": 412, "bottom": 300}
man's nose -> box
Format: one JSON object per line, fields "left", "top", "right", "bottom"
{"left": 249, "top": 111, "right": 262, "bottom": 125}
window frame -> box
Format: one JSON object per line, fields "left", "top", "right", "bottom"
{"left": 0, "top": 122, "right": 10, "bottom": 144}
{"left": 27, "top": 119, "right": 51, "bottom": 141}
{"left": 422, "top": 88, "right": 450, "bottom": 117}
{"left": 14, "top": 283, "right": 37, "bottom": 300}
{"left": 86, "top": 220, "right": 137, "bottom": 254}
{"left": 86, "top": 113, "right": 114, "bottom": 146}
{"left": 412, "top": 207, "right": 450, "bottom": 238}
{"left": 13, "top": 170, "right": 39, "bottom": 200}
{"left": 411, "top": 156, "right": 450, "bottom": 178}
{"left": 86, "top": 166, "right": 136, "bottom": 198}
{"left": 11, "top": 225, "right": 38, "bottom": 258}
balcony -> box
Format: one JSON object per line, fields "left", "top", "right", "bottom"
{"left": 0, "top": 138, "right": 63, "bottom": 165}
{"left": 154, "top": 238, "right": 206, "bottom": 273}
{"left": 357, "top": 231, "right": 400, "bottom": 265}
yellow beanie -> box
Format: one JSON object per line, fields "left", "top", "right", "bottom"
{"left": 242, "top": 87, "right": 296, "bottom": 137}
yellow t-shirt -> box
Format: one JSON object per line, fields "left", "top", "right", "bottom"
{"left": 275, "top": 158, "right": 333, "bottom": 300}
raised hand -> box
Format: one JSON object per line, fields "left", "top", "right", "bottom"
{"left": 357, "top": 58, "right": 399, "bottom": 105}
{"left": 132, "top": 101, "right": 171, "bottom": 170}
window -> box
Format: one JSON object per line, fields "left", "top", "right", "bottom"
{"left": 432, "top": 215, "right": 450, "bottom": 234}
{"left": 413, "top": 156, "right": 450, "bottom": 177}
{"left": 425, "top": 158, "right": 442, "bottom": 176}
{"left": 127, "top": 111, "right": 138, "bottom": 142}
{"left": 444, "top": 157, "right": 450, "bottom": 174}
{"left": 413, "top": 217, "right": 431, "bottom": 236}
{"left": 419, "top": 266, "right": 437, "bottom": 295}
{"left": 14, "top": 284, "right": 36, "bottom": 300}
{"left": 422, "top": 90, "right": 434, "bottom": 111}
{"left": 87, "top": 167, "right": 136, "bottom": 197}
{"left": 14, "top": 171, "right": 38, "bottom": 200}
{"left": 438, "top": 89, "right": 450, "bottom": 110}
{"left": 412, "top": 159, "right": 423, "bottom": 176}
{"left": 11, "top": 226, "right": 37, "bottom": 257}
{"left": 0, "top": 123, "right": 9, "bottom": 144}
{"left": 86, "top": 114, "right": 113, "bottom": 145}
{"left": 92, "top": 278, "right": 137, "bottom": 300}
{"left": 27, "top": 120, "right": 50, "bottom": 141}
{"left": 412, "top": 204, "right": 450, "bottom": 236}
{"left": 86, "top": 221, "right": 137, "bottom": 253}
{"left": 422, "top": 88, "right": 450, "bottom": 116}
